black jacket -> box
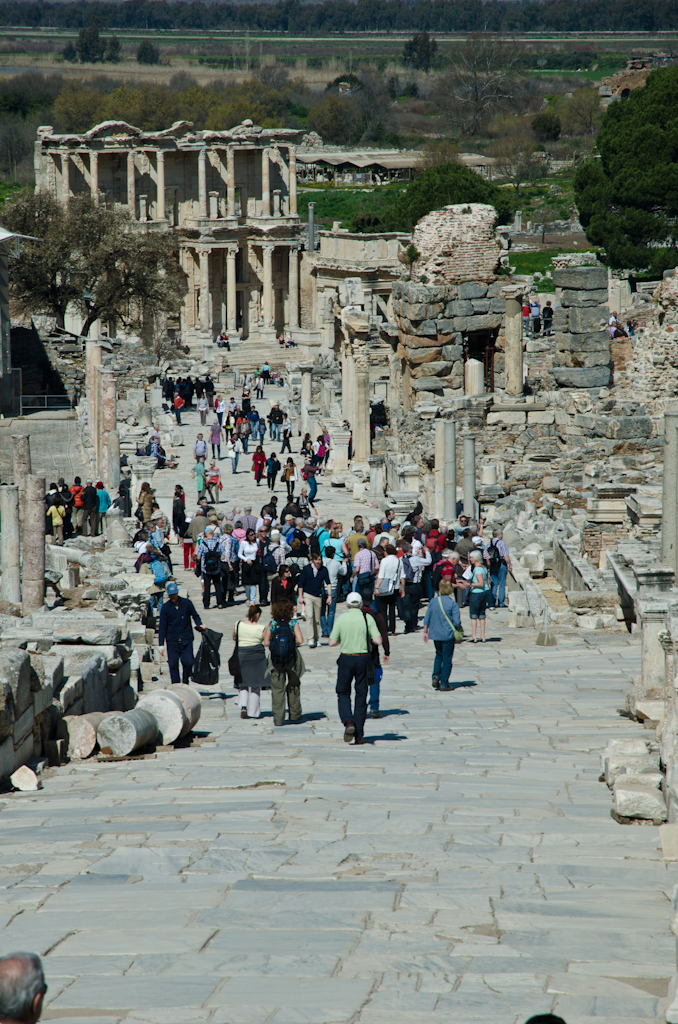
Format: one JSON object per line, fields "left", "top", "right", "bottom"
{"left": 82, "top": 485, "right": 98, "bottom": 510}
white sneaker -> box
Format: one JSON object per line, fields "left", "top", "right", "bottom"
{"left": 308, "top": 640, "right": 316, "bottom": 649}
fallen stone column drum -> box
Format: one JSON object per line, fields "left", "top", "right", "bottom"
{"left": 97, "top": 708, "right": 158, "bottom": 756}
{"left": 137, "top": 690, "right": 189, "bottom": 745}
{"left": 61, "top": 711, "right": 117, "bottom": 759}
{"left": 171, "top": 684, "right": 202, "bottom": 736}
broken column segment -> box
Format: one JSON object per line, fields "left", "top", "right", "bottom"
{"left": 551, "top": 265, "right": 611, "bottom": 389}
{"left": 463, "top": 434, "right": 476, "bottom": 517}
{"left": 502, "top": 284, "right": 524, "bottom": 397}
{"left": 434, "top": 419, "right": 456, "bottom": 521}
{"left": 0, "top": 484, "right": 21, "bottom": 605}
{"left": 97, "top": 707, "right": 158, "bottom": 756}
{"left": 22, "top": 475, "right": 46, "bottom": 614}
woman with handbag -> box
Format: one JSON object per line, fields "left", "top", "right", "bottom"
{"left": 374, "top": 544, "right": 400, "bottom": 635}
{"left": 230, "top": 604, "right": 271, "bottom": 719}
{"left": 422, "top": 579, "right": 462, "bottom": 691}
{"left": 465, "top": 550, "right": 490, "bottom": 643}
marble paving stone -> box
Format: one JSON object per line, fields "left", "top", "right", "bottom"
{"left": 0, "top": 387, "right": 673, "bottom": 1024}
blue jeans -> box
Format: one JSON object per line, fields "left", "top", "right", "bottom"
{"left": 433, "top": 639, "right": 455, "bottom": 688}
{"left": 369, "top": 665, "right": 383, "bottom": 712}
{"left": 489, "top": 563, "right": 508, "bottom": 608}
{"left": 308, "top": 476, "right": 317, "bottom": 501}
{"left": 321, "top": 587, "right": 339, "bottom": 636}
{"left": 242, "top": 437, "right": 249, "bottom": 453}
{"left": 231, "top": 454, "right": 239, "bottom": 473}
{"left": 272, "top": 424, "right": 281, "bottom": 441}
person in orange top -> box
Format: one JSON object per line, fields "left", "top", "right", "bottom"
{"left": 252, "top": 445, "right": 267, "bottom": 486}
{"left": 70, "top": 476, "right": 85, "bottom": 535}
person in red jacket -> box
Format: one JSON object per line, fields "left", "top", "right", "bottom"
{"left": 70, "top": 476, "right": 85, "bottom": 535}
{"left": 251, "top": 445, "right": 267, "bottom": 486}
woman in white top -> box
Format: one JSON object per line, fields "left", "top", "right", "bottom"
{"left": 238, "top": 529, "right": 260, "bottom": 604}
{"left": 375, "top": 544, "right": 400, "bottom": 635}
{"left": 232, "top": 604, "right": 271, "bottom": 719}
{"left": 215, "top": 396, "right": 227, "bottom": 425}
{"left": 197, "top": 393, "right": 210, "bottom": 426}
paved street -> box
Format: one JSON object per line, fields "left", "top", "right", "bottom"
{"left": 0, "top": 384, "right": 674, "bottom": 1024}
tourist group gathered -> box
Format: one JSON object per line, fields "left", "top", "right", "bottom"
{"left": 46, "top": 363, "right": 511, "bottom": 747}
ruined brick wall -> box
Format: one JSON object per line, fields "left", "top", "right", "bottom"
{"left": 625, "top": 272, "right": 678, "bottom": 414}
{"left": 411, "top": 203, "right": 501, "bottom": 285}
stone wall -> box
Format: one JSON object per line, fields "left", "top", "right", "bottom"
{"left": 392, "top": 279, "right": 506, "bottom": 399}
{"left": 411, "top": 203, "right": 501, "bottom": 285}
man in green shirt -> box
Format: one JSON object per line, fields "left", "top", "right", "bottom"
{"left": 329, "top": 591, "right": 382, "bottom": 744}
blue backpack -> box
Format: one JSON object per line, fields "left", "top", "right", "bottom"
{"left": 149, "top": 559, "right": 170, "bottom": 585}
{"left": 269, "top": 621, "right": 296, "bottom": 667}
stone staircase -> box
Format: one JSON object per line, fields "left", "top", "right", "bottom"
{"left": 227, "top": 338, "right": 291, "bottom": 374}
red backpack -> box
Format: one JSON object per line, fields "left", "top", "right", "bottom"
{"left": 440, "top": 561, "right": 456, "bottom": 580}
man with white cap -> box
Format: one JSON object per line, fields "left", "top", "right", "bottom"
{"left": 329, "top": 591, "right": 382, "bottom": 745}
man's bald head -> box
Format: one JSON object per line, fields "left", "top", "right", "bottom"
{"left": 0, "top": 953, "right": 46, "bottom": 1024}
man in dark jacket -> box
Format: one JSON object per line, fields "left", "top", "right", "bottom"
{"left": 81, "top": 479, "right": 98, "bottom": 537}
{"left": 159, "top": 582, "right": 203, "bottom": 684}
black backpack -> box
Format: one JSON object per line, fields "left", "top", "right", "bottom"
{"left": 488, "top": 541, "right": 503, "bottom": 573}
{"left": 269, "top": 621, "right": 296, "bottom": 667}
{"left": 203, "top": 542, "right": 221, "bottom": 575}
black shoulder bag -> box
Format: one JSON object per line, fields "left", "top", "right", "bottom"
{"left": 362, "top": 612, "right": 377, "bottom": 686}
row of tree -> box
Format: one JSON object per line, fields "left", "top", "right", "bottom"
{"left": 1, "top": 0, "right": 677, "bottom": 33}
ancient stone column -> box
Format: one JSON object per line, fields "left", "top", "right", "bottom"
{"left": 60, "top": 148, "right": 70, "bottom": 203}
{"left": 340, "top": 343, "right": 349, "bottom": 421}
{"left": 465, "top": 358, "right": 484, "bottom": 396}
{"left": 288, "top": 247, "right": 299, "bottom": 329}
{"left": 86, "top": 342, "right": 102, "bottom": 460}
{"left": 288, "top": 147, "right": 297, "bottom": 216}
{"left": 127, "top": 150, "right": 136, "bottom": 215}
{"left": 101, "top": 370, "right": 116, "bottom": 483}
{"left": 345, "top": 344, "right": 357, "bottom": 425}
{"left": 300, "top": 365, "right": 313, "bottom": 436}
{"left": 435, "top": 419, "right": 456, "bottom": 522}
{"left": 502, "top": 284, "right": 524, "bottom": 397}
{"left": 329, "top": 428, "right": 351, "bottom": 475}
{"left": 107, "top": 429, "right": 120, "bottom": 491}
{"left": 261, "top": 147, "right": 270, "bottom": 217}
{"left": 226, "top": 147, "right": 235, "bottom": 216}
{"left": 198, "top": 148, "right": 208, "bottom": 218}
{"left": 23, "top": 475, "right": 46, "bottom": 614}
{"left": 12, "top": 433, "right": 31, "bottom": 538}
{"left": 209, "top": 190, "right": 219, "bottom": 220}
{"left": 0, "top": 484, "right": 21, "bottom": 604}
{"left": 156, "top": 149, "right": 165, "bottom": 220}
{"left": 226, "top": 246, "right": 237, "bottom": 332}
{"left": 463, "top": 433, "right": 476, "bottom": 517}
{"left": 89, "top": 150, "right": 98, "bottom": 201}
{"left": 388, "top": 352, "right": 401, "bottom": 416}
{"left": 662, "top": 400, "right": 678, "bottom": 573}
{"left": 353, "top": 348, "right": 371, "bottom": 464}
{"left": 262, "top": 245, "right": 274, "bottom": 329}
{"left": 199, "top": 251, "right": 210, "bottom": 331}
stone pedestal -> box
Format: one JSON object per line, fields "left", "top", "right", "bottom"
{"left": 502, "top": 284, "right": 524, "bottom": 397}
{"left": 23, "top": 475, "right": 46, "bottom": 613}
{"left": 463, "top": 434, "right": 476, "bottom": 517}
{"left": 435, "top": 419, "right": 456, "bottom": 522}
{"left": 130, "top": 458, "right": 157, "bottom": 501}
{"left": 328, "top": 428, "right": 351, "bottom": 476}
{"left": 635, "top": 566, "right": 676, "bottom": 698}
{"left": 465, "top": 359, "right": 484, "bottom": 397}
{"left": 0, "top": 484, "right": 20, "bottom": 604}
{"left": 368, "top": 454, "right": 386, "bottom": 498}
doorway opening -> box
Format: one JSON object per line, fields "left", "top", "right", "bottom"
{"left": 463, "top": 329, "right": 498, "bottom": 392}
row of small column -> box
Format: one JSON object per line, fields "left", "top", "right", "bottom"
{"left": 195, "top": 243, "right": 299, "bottom": 335}
{"left": 57, "top": 145, "right": 298, "bottom": 223}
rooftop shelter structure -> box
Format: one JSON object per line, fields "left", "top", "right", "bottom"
{"left": 34, "top": 119, "right": 305, "bottom": 349}
{"left": 295, "top": 149, "right": 496, "bottom": 187}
